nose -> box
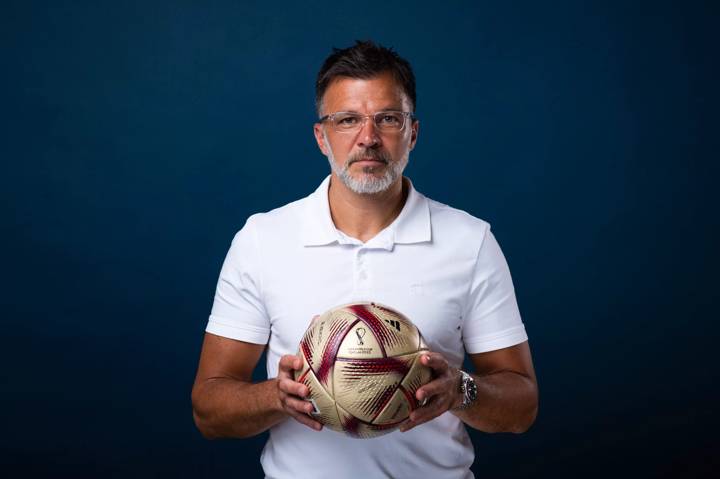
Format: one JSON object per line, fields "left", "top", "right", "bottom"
{"left": 356, "top": 116, "right": 381, "bottom": 148}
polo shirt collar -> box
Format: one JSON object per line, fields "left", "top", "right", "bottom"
{"left": 301, "top": 175, "right": 431, "bottom": 248}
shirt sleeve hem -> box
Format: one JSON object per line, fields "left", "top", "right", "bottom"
{"left": 464, "top": 324, "right": 528, "bottom": 354}
{"left": 205, "top": 315, "right": 270, "bottom": 345}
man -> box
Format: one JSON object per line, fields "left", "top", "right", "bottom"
{"left": 192, "top": 41, "right": 538, "bottom": 478}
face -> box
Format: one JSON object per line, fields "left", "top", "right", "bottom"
{"left": 313, "top": 72, "right": 419, "bottom": 195}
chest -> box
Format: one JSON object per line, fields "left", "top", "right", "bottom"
{"left": 262, "top": 244, "right": 475, "bottom": 369}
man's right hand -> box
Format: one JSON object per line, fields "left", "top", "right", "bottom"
{"left": 276, "top": 354, "right": 323, "bottom": 431}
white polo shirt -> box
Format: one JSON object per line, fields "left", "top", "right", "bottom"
{"left": 207, "top": 175, "right": 528, "bottom": 479}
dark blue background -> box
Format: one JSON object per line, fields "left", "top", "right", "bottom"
{"left": 3, "top": 1, "right": 717, "bottom": 477}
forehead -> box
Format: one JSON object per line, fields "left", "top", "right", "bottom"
{"left": 321, "top": 72, "right": 411, "bottom": 114}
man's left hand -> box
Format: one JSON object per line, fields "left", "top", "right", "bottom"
{"left": 399, "top": 351, "right": 462, "bottom": 433}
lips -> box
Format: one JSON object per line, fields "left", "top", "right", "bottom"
{"left": 353, "top": 160, "right": 387, "bottom": 171}
{"left": 351, "top": 157, "right": 387, "bottom": 165}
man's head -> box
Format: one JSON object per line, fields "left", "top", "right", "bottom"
{"left": 313, "top": 41, "right": 419, "bottom": 195}
{"left": 315, "top": 41, "right": 416, "bottom": 115}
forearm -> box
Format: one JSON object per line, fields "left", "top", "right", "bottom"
{"left": 192, "top": 377, "right": 286, "bottom": 439}
{"left": 452, "top": 370, "right": 538, "bottom": 433}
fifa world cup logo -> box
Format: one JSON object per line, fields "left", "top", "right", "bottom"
{"left": 356, "top": 327, "right": 366, "bottom": 346}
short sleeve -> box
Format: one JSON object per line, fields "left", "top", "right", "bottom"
{"left": 206, "top": 216, "right": 271, "bottom": 344}
{"left": 462, "top": 229, "right": 528, "bottom": 354}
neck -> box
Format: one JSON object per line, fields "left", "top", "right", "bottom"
{"left": 327, "top": 174, "right": 408, "bottom": 243}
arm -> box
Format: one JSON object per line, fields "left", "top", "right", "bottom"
{"left": 454, "top": 341, "right": 538, "bottom": 433}
{"left": 399, "top": 341, "right": 538, "bottom": 434}
{"left": 191, "top": 332, "right": 323, "bottom": 439}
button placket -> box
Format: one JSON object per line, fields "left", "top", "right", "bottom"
{"left": 354, "top": 248, "right": 369, "bottom": 289}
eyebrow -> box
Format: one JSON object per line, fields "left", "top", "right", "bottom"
{"left": 340, "top": 107, "right": 405, "bottom": 113}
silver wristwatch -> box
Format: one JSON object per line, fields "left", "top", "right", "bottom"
{"left": 457, "top": 370, "right": 478, "bottom": 409}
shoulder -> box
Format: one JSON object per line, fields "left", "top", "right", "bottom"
{"left": 235, "top": 196, "right": 308, "bottom": 239}
{"left": 424, "top": 195, "right": 492, "bottom": 246}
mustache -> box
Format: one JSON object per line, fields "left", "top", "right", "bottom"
{"left": 348, "top": 149, "right": 390, "bottom": 165}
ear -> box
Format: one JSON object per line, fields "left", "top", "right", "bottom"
{"left": 313, "top": 123, "right": 330, "bottom": 157}
{"left": 408, "top": 119, "right": 419, "bottom": 151}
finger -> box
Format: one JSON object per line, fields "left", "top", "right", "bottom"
{"left": 278, "top": 377, "right": 309, "bottom": 398}
{"left": 398, "top": 418, "right": 414, "bottom": 433}
{"left": 279, "top": 354, "right": 303, "bottom": 372}
{"left": 420, "top": 352, "right": 448, "bottom": 373}
{"left": 284, "top": 396, "right": 316, "bottom": 415}
{"left": 399, "top": 394, "right": 448, "bottom": 433}
{"left": 409, "top": 400, "right": 446, "bottom": 425}
{"left": 415, "top": 376, "right": 453, "bottom": 402}
{"left": 287, "top": 409, "right": 323, "bottom": 431}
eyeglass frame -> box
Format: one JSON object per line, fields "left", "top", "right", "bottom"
{"left": 317, "top": 110, "right": 417, "bottom": 133}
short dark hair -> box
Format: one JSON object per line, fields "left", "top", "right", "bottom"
{"left": 315, "top": 40, "right": 416, "bottom": 115}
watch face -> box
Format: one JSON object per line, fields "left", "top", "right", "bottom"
{"left": 466, "top": 378, "right": 478, "bottom": 401}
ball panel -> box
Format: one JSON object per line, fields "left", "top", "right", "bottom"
{"left": 298, "top": 313, "right": 328, "bottom": 374}
{"left": 337, "top": 321, "right": 384, "bottom": 359}
{"left": 369, "top": 302, "right": 422, "bottom": 356}
{"left": 332, "top": 354, "right": 415, "bottom": 422}
{"left": 400, "top": 351, "right": 433, "bottom": 408}
{"left": 313, "top": 314, "right": 359, "bottom": 386}
{"left": 299, "top": 310, "right": 358, "bottom": 377}
{"left": 347, "top": 302, "right": 420, "bottom": 357}
{"left": 372, "top": 386, "right": 412, "bottom": 425}
{"left": 419, "top": 333, "right": 429, "bottom": 351}
{"left": 336, "top": 403, "right": 398, "bottom": 439}
{"left": 294, "top": 352, "right": 311, "bottom": 382}
{"left": 297, "top": 367, "right": 343, "bottom": 432}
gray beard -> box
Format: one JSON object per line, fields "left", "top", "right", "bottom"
{"left": 326, "top": 147, "right": 408, "bottom": 195}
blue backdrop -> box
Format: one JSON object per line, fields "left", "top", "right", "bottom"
{"left": 3, "top": 0, "right": 717, "bottom": 477}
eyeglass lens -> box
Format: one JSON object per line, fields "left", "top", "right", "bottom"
{"left": 332, "top": 112, "right": 406, "bottom": 132}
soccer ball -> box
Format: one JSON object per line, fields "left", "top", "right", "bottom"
{"left": 294, "top": 302, "right": 432, "bottom": 438}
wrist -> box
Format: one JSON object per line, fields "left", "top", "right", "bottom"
{"left": 451, "top": 368, "right": 464, "bottom": 409}
{"left": 453, "top": 370, "right": 478, "bottom": 411}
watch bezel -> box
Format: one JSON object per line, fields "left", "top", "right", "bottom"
{"left": 459, "top": 370, "right": 477, "bottom": 407}
{"left": 464, "top": 375, "right": 478, "bottom": 403}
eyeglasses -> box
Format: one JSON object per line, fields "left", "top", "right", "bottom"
{"left": 318, "top": 110, "right": 415, "bottom": 133}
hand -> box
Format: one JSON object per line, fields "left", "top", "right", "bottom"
{"left": 276, "top": 354, "right": 323, "bottom": 431}
{"left": 399, "top": 351, "right": 462, "bottom": 433}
